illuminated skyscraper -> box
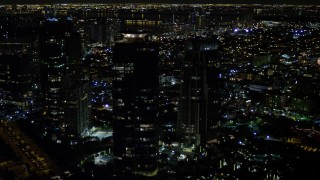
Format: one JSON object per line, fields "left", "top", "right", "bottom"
{"left": 62, "top": 74, "right": 90, "bottom": 141}
{"left": 177, "top": 37, "right": 219, "bottom": 145}
{"left": 39, "top": 18, "right": 86, "bottom": 142}
{"left": 0, "top": 43, "right": 37, "bottom": 109}
{"left": 112, "top": 32, "right": 159, "bottom": 176}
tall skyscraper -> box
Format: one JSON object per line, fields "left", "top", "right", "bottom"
{"left": 177, "top": 37, "right": 219, "bottom": 145}
{"left": 0, "top": 43, "right": 37, "bottom": 110}
{"left": 39, "top": 18, "right": 87, "bottom": 142}
{"left": 112, "top": 32, "right": 159, "bottom": 176}
{"left": 62, "top": 74, "right": 90, "bottom": 141}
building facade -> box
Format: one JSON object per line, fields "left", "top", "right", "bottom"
{"left": 39, "top": 18, "right": 87, "bottom": 142}
{"left": 112, "top": 33, "right": 159, "bottom": 176}
{"left": 177, "top": 37, "right": 219, "bottom": 145}
{"left": 62, "top": 75, "right": 90, "bottom": 141}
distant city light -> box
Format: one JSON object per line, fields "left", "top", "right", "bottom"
{"left": 47, "top": 17, "right": 58, "bottom": 22}
{"left": 317, "top": 58, "right": 320, "bottom": 66}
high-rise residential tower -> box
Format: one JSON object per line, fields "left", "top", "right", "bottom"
{"left": 39, "top": 18, "right": 88, "bottom": 142}
{"left": 112, "top": 32, "right": 159, "bottom": 176}
{"left": 62, "top": 73, "right": 90, "bottom": 140}
{"left": 177, "top": 37, "right": 219, "bottom": 145}
{"left": 0, "top": 43, "right": 37, "bottom": 110}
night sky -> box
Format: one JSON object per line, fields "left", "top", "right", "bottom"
{"left": 0, "top": 0, "right": 319, "bottom": 5}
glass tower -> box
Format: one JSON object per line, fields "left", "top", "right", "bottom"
{"left": 112, "top": 33, "right": 159, "bottom": 176}
{"left": 177, "top": 37, "right": 219, "bottom": 145}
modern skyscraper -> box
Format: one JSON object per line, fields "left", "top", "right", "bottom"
{"left": 62, "top": 74, "right": 90, "bottom": 141}
{"left": 112, "top": 32, "right": 159, "bottom": 176}
{"left": 0, "top": 43, "right": 37, "bottom": 110}
{"left": 177, "top": 37, "right": 219, "bottom": 145}
{"left": 39, "top": 18, "right": 87, "bottom": 142}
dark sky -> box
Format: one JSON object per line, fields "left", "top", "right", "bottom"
{"left": 0, "top": 0, "right": 319, "bottom": 5}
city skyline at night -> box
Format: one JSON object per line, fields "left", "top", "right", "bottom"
{"left": 0, "top": 0, "right": 320, "bottom": 5}
{"left": 1, "top": 2, "right": 320, "bottom": 179}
